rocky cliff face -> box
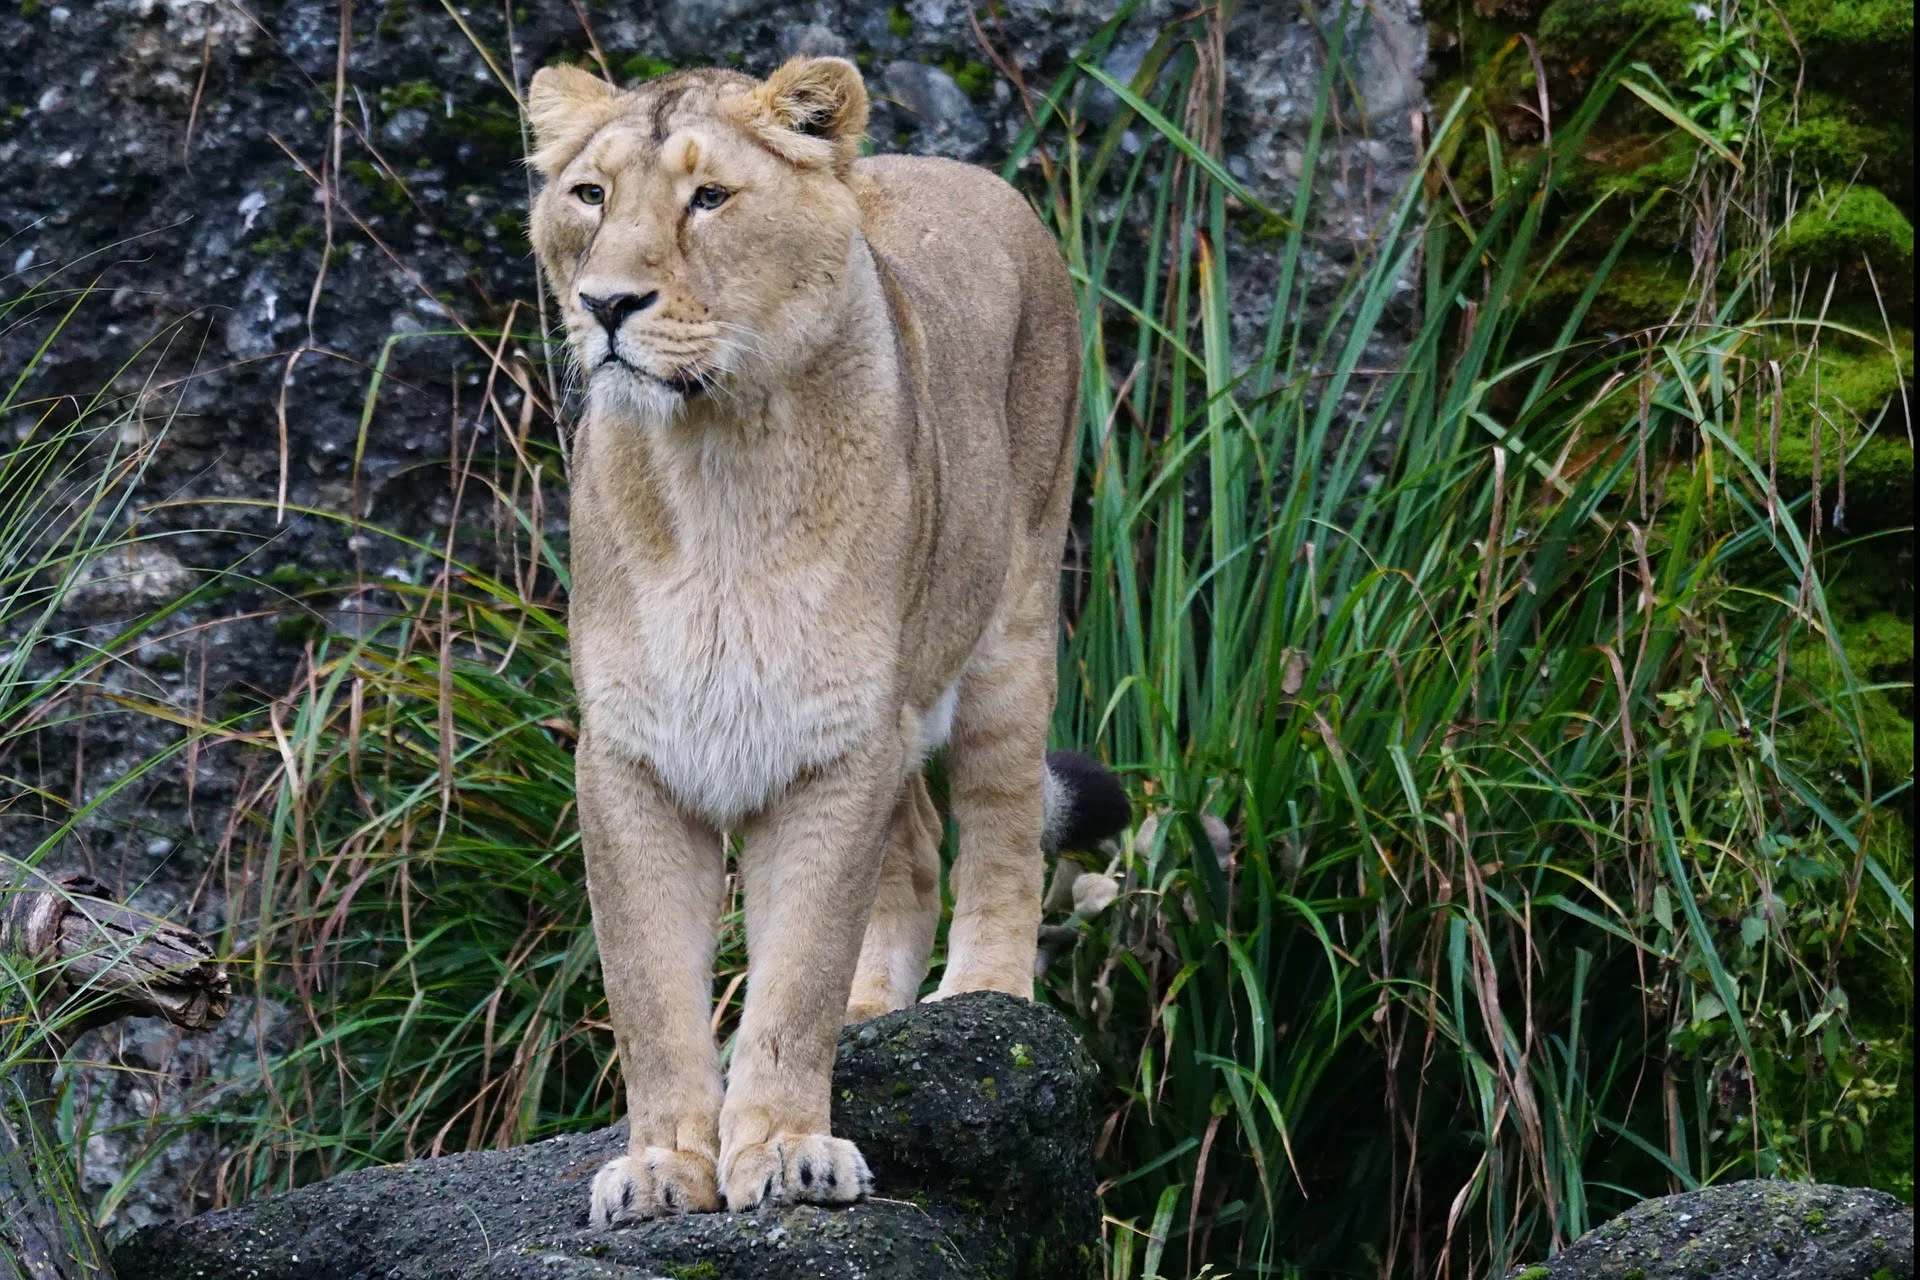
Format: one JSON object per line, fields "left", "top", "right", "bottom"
{"left": 0, "top": 0, "right": 1424, "bottom": 1232}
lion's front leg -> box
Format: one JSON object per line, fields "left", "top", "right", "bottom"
{"left": 578, "top": 736, "right": 728, "bottom": 1227}
{"left": 718, "top": 742, "right": 901, "bottom": 1211}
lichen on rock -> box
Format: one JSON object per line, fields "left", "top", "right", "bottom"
{"left": 1504, "top": 1179, "right": 1915, "bottom": 1280}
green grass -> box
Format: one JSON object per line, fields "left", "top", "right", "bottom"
{"left": 123, "top": 7, "right": 1913, "bottom": 1277}
{"left": 0, "top": 270, "right": 207, "bottom": 920}
{"left": 0, "top": 269, "right": 220, "bottom": 1257}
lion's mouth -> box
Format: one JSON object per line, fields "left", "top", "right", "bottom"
{"left": 597, "top": 352, "right": 706, "bottom": 400}
{"left": 648, "top": 370, "right": 706, "bottom": 399}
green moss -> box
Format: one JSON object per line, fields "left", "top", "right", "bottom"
{"left": 1538, "top": 0, "right": 1698, "bottom": 75}
{"left": 1763, "top": 92, "right": 1913, "bottom": 202}
{"left": 344, "top": 158, "right": 411, "bottom": 215}
{"left": 1774, "top": 0, "right": 1915, "bottom": 99}
{"left": 665, "top": 1265, "right": 719, "bottom": 1280}
{"left": 622, "top": 54, "right": 676, "bottom": 83}
{"left": 887, "top": 5, "right": 913, "bottom": 37}
{"left": 1512, "top": 1268, "right": 1551, "bottom": 1280}
{"left": 1233, "top": 209, "right": 1293, "bottom": 244}
{"left": 274, "top": 612, "right": 325, "bottom": 645}
{"left": 1528, "top": 251, "right": 1690, "bottom": 334}
{"left": 938, "top": 56, "right": 996, "bottom": 101}
{"left": 1766, "top": 333, "right": 1915, "bottom": 531}
{"left": 1781, "top": 186, "right": 1914, "bottom": 278}
{"left": 1788, "top": 678, "right": 1912, "bottom": 796}
{"left": 379, "top": 79, "right": 442, "bottom": 113}
{"left": 1838, "top": 608, "right": 1917, "bottom": 701}
{"left": 1790, "top": 613, "right": 1914, "bottom": 793}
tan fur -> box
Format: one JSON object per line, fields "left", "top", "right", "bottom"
{"left": 526, "top": 57, "right": 1080, "bottom": 1223}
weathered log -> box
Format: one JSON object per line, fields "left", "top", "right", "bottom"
{"left": 115, "top": 991, "right": 1102, "bottom": 1280}
{"left": 1, "top": 870, "right": 229, "bottom": 1280}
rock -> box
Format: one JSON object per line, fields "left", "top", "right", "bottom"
{"left": 884, "top": 60, "right": 990, "bottom": 159}
{"left": 64, "top": 546, "right": 198, "bottom": 621}
{"left": 112, "top": 992, "right": 1102, "bottom": 1280}
{"left": 1505, "top": 1180, "right": 1915, "bottom": 1280}
{"left": 1070, "top": 871, "right": 1121, "bottom": 917}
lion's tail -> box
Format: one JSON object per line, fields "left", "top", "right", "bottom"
{"left": 1040, "top": 750, "right": 1131, "bottom": 854}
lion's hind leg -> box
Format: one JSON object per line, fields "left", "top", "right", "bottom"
{"left": 931, "top": 585, "right": 1056, "bottom": 1000}
{"left": 846, "top": 773, "right": 942, "bottom": 1023}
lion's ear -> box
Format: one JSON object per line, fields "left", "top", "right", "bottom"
{"left": 526, "top": 64, "right": 620, "bottom": 176}
{"left": 742, "top": 56, "right": 868, "bottom": 175}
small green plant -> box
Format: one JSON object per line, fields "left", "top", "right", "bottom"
{"left": 1676, "top": 6, "right": 1764, "bottom": 147}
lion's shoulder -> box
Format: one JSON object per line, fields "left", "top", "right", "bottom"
{"left": 853, "top": 155, "right": 1046, "bottom": 251}
{"left": 851, "top": 155, "right": 1060, "bottom": 338}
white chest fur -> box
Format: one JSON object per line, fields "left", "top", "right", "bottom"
{"left": 576, "top": 383, "right": 923, "bottom": 828}
{"left": 584, "top": 557, "right": 892, "bottom": 829}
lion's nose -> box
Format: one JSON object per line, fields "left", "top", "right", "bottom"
{"left": 578, "top": 290, "right": 660, "bottom": 334}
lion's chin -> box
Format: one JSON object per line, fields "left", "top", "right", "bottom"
{"left": 589, "top": 365, "right": 690, "bottom": 426}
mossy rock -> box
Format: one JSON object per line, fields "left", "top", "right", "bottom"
{"left": 1771, "top": 0, "right": 1915, "bottom": 108}
{"left": 1788, "top": 554, "right": 1915, "bottom": 793}
{"left": 1503, "top": 1180, "right": 1914, "bottom": 1279}
{"left": 1780, "top": 187, "right": 1914, "bottom": 292}
{"left": 1527, "top": 250, "right": 1692, "bottom": 334}
{"left": 114, "top": 994, "right": 1101, "bottom": 1280}
{"left": 1537, "top": 0, "right": 1699, "bottom": 77}
{"left": 1790, "top": 676, "right": 1915, "bottom": 796}
{"left": 1763, "top": 334, "right": 1915, "bottom": 532}
{"left": 1764, "top": 92, "right": 1914, "bottom": 206}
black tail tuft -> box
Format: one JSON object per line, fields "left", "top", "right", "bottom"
{"left": 1041, "top": 750, "right": 1131, "bottom": 854}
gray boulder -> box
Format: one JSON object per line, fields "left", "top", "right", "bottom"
{"left": 1506, "top": 1180, "right": 1914, "bottom": 1280}
{"left": 112, "top": 992, "right": 1101, "bottom": 1280}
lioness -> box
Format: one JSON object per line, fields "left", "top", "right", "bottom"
{"left": 526, "top": 55, "right": 1127, "bottom": 1226}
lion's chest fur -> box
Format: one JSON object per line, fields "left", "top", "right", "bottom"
{"left": 574, "top": 423, "right": 906, "bottom": 830}
{"left": 588, "top": 561, "right": 890, "bottom": 828}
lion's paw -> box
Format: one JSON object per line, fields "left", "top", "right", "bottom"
{"left": 844, "top": 998, "right": 894, "bottom": 1025}
{"left": 721, "top": 1133, "right": 873, "bottom": 1211}
{"left": 589, "top": 1148, "right": 720, "bottom": 1228}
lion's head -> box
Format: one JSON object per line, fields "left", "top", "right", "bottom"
{"left": 525, "top": 57, "right": 870, "bottom": 422}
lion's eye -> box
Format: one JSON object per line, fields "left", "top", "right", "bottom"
{"left": 574, "top": 183, "right": 605, "bottom": 206}
{"left": 689, "top": 184, "right": 731, "bottom": 212}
